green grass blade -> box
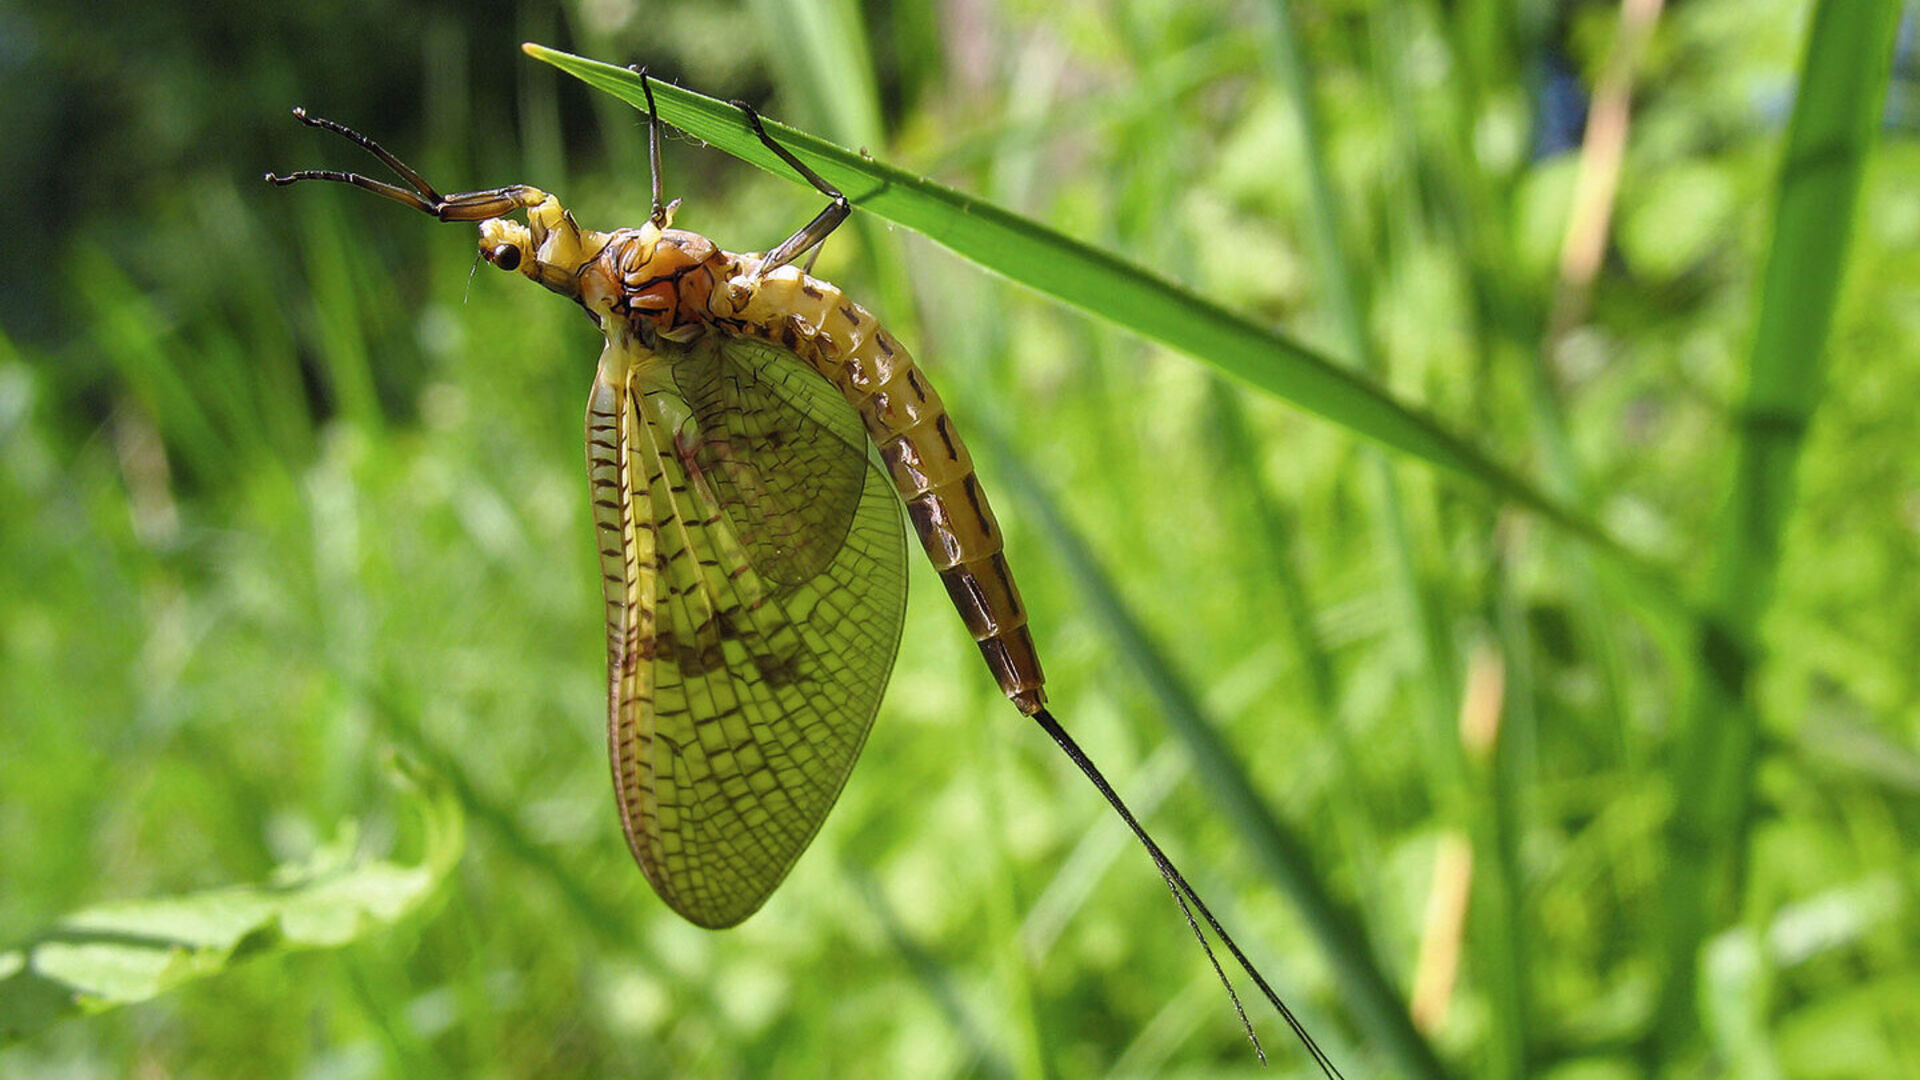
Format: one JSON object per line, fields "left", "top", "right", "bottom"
{"left": 0, "top": 758, "right": 463, "bottom": 1045}
{"left": 520, "top": 44, "right": 1653, "bottom": 579}
{"left": 1709, "top": 1, "right": 1901, "bottom": 630}
{"left": 1655, "top": 0, "right": 1903, "bottom": 1054}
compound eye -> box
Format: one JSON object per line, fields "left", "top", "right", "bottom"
{"left": 488, "top": 243, "right": 522, "bottom": 271}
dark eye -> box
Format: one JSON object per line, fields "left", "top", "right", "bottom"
{"left": 488, "top": 244, "right": 521, "bottom": 271}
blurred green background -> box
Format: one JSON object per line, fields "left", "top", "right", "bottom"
{"left": 3, "top": 0, "right": 1917, "bottom": 1076}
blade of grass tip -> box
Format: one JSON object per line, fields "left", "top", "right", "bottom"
{"left": 519, "top": 45, "right": 1669, "bottom": 597}
{"left": 977, "top": 422, "right": 1451, "bottom": 1080}
{"left": 1654, "top": 0, "right": 1903, "bottom": 1056}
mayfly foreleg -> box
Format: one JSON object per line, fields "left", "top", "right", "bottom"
{"left": 266, "top": 108, "right": 546, "bottom": 223}
{"left": 731, "top": 100, "right": 851, "bottom": 279}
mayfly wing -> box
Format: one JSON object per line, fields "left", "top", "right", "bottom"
{"left": 589, "top": 330, "right": 908, "bottom": 929}
{"left": 674, "top": 335, "right": 869, "bottom": 586}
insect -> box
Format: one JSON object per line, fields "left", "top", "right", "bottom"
{"left": 269, "top": 66, "right": 1341, "bottom": 1076}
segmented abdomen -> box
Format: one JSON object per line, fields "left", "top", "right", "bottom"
{"left": 712, "top": 261, "right": 1047, "bottom": 714}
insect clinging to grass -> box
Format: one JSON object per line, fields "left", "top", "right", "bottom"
{"left": 268, "top": 51, "right": 1342, "bottom": 1075}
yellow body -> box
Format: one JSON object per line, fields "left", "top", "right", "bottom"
{"left": 479, "top": 195, "right": 1043, "bottom": 925}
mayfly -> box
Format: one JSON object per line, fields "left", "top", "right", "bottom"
{"left": 268, "top": 63, "right": 1341, "bottom": 1076}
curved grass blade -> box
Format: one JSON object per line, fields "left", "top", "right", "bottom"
{"left": 520, "top": 44, "right": 1666, "bottom": 596}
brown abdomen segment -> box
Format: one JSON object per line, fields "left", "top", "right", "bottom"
{"left": 868, "top": 360, "right": 1046, "bottom": 715}
{"left": 716, "top": 266, "right": 1046, "bottom": 713}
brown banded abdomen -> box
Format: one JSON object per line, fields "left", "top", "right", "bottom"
{"left": 713, "top": 262, "right": 1047, "bottom": 714}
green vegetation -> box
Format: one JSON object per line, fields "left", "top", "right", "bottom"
{"left": 4, "top": 1, "right": 1916, "bottom": 1077}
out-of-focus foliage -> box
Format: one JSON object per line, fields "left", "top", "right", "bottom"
{"left": 1, "top": 758, "right": 463, "bottom": 1045}
{"left": 2, "top": 1, "right": 1916, "bottom": 1078}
